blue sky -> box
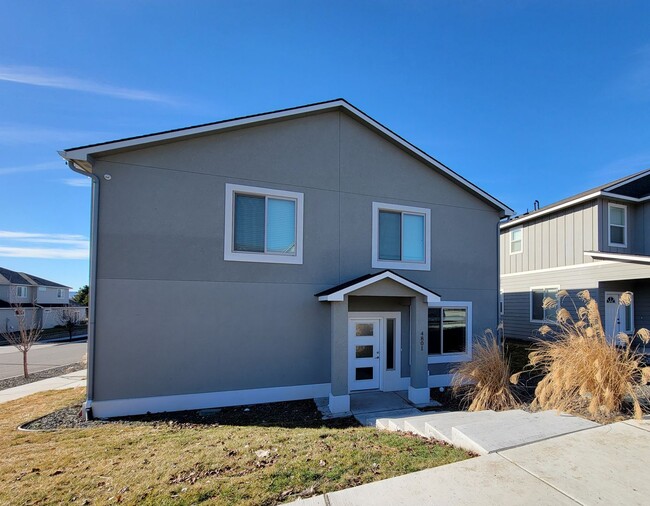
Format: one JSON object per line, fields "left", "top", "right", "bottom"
{"left": 1, "top": 1, "right": 649, "bottom": 290}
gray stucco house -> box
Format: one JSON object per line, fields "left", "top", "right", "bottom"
{"left": 60, "top": 99, "right": 513, "bottom": 418}
{"left": 501, "top": 169, "right": 650, "bottom": 345}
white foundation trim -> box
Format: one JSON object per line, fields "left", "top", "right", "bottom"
{"left": 408, "top": 386, "right": 430, "bottom": 404}
{"left": 91, "top": 382, "right": 331, "bottom": 418}
{"left": 428, "top": 373, "right": 454, "bottom": 388}
{"left": 328, "top": 393, "right": 351, "bottom": 414}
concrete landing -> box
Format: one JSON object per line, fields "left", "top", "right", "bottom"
{"left": 350, "top": 391, "right": 421, "bottom": 426}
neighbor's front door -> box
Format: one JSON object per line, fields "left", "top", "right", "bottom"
{"left": 348, "top": 318, "right": 381, "bottom": 390}
{"left": 604, "top": 291, "right": 633, "bottom": 342}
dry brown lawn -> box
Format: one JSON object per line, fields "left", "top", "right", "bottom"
{"left": 0, "top": 389, "right": 470, "bottom": 505}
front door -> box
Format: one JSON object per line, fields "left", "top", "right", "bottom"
{"left": 348, "top": 318, "right": 381, "bottom": 390}
{"left": 604, "top": 291, "right": 633, "bottom": 342}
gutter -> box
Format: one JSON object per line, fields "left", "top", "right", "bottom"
{"left": 64, "top": 158, "right": 99, "bottom": 420}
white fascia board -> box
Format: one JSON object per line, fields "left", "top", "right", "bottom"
{"left": 58, "top": 100, "right": 512, "bottom": 216}
{"left": 584, "top": 251, "right": 650, "bottom": 264}
{"left": 500, "top": 192, "right": 602, "bottom": 230}
{"left": 318, "top": 271, "right": 441, "bottom": 303}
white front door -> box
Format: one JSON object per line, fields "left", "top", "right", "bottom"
{"left": 604, "top": 291, "right": 633, "bottom": 342}
{"left": 349, "top": 318, "right": 381, "bottom": 390}
{"left": 348, "top": 313, "right": 402, "bottom": 392}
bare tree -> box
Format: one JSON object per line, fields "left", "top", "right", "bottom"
{"left": 57, "top": 308, "right": 81, "bottom": 342}
{"left": 1, "top": 306, "right": 43, "bottom": 378}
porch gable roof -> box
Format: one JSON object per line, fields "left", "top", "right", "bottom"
{"left": 315, "top": 270, "right": 441, "bottom": 303}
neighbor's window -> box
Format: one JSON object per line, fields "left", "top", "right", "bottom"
{"left": 531, "top": 287, "right": 559, "bottom": 322}
{"left": 510, "top": 227, "right": 523, "bottom": 254}
{"left": 16, "top": 286, "right": 27, "bottom": 298}
{"left": 608, "top": 203, "right": 627, "bottom": 247}
{"left": 372, "top": 202, "right": 430, "bottom": 270}
{"left": 224, "top": 184, "right": 304, "bottom": 264}
{"left": 57, "top": 288, "right": 64, "bottom": 298}
{"left": 428, "top": 302, "right": 472, "bottom": 362}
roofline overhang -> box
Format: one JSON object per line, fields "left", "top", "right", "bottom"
{"left": 317, "top": 271, "right": 441, "bottom": 303}
{"left": 584, "top": 251, "right": 650, "bottom": 265}
{"left": 501, "top": 185, "right": 650, "bottom": 231}
{"left": 58, "top": 99, "right": 513, "bottom": 217}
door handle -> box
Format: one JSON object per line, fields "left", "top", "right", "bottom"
{"left": 375, "top": 351, "right": 380, "bottom": 359}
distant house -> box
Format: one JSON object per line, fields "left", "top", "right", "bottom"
{"left": 0, "top": 267, "right": 78, "bottom": 332}
{"left": 500, "top": 169, "right": 650, "bottom": 347}
{"left": 60, "top": 99, "right": 513, "bottom": 419}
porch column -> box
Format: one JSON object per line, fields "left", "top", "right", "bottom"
{"left": 329, "top": 297, "right": 350, "bottom": 413}
{"left": 409, "top": 295, "right": 430, "bottom": 404}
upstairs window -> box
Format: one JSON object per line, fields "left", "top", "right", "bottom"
{"left": 608, "top": 203, "right": 627, "bottom": 247}
{"left": 372, "top": 202, "right": 431, "bottom": 271}
{"left": 57, "top": 289, "right": 64, "bottom": 298}
{"left": 16, "top": 286, "right": 27, "bottom": 298}
{"left": 224, "top": 184, "right": 304, "bottom": 264}
{"left": 510, "top": 227, "right": 523, "bottom": 254}
{"left": 531, "top": 287, "right": 559, "bottom": 322}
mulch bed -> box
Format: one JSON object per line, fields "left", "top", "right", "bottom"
{"left": 20, "top": 399, "right": 360, "bottom": 432}
{"left": 0, "top": 362, "right": 85, "bottom": 391}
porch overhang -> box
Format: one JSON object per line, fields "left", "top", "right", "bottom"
{"left": 315, "top": 270, "right": 441, "bottom": 303}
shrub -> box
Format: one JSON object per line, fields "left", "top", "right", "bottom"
{"left": 524, "top": 290, "right": 650, "bottom": 420}
{"left": 451, "top": 330, "right": 520, "bottom": 411}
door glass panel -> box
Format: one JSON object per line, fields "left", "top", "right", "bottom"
{"left": 355, "top": 323, "right": 374, "bottom": 336}
{"left": 386, "top": 318, "right": 395, "bottom": 370}
{"left": 356, "top": 367, "right": 374, "bottom": 381}
{"left": 355, "top": 345, "right": 373, "bottom": 358}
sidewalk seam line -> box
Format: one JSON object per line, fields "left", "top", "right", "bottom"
{"left": 496, "top": 452, "right": 584, "bottom": 505}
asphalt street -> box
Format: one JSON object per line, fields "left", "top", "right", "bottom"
{"left": 0, "top": 340, "right": 87, "bottom": 379}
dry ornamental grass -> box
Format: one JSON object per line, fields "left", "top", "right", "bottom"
{"left": 520, "top": 290, "right": 650, "bottom": 421}
{"left": 451, "top": 330, "right": 520, "bottom": 412}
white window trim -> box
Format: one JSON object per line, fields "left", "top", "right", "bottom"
{"left": 224, "top": 183, "right": 304, "bottom": 265}
{"left": 427, "top": 301, "right": 473, "bottom": 364}
{"left": 607, "top": 203, "right": 627, "bottom": 248}
{"left": 16, "top": 286, "right": 27, "bottom": 298}
{"left": 57, "top": 288, "right": 64, "bottom": 298}
{"left": 529, "top": 285, "right": 560, "bottom": 323}
{"left": 371, "top": 202, "right": 431, "bottom": 271}
{"left": 509, "top": 226, "right": 523, "bottom": 255}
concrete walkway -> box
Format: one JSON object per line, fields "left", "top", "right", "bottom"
{"left": 292, "top": 417, "right": 650, "bottom": 505}
{"left": 0, "top": 370, "right": 86, "bottom": 404}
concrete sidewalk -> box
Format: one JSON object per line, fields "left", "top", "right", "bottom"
{"left": 0, "top": 370, "right": 86, "bottom": 404}
{"left": 293, "top": 417, "right": 650, "bottom": 505}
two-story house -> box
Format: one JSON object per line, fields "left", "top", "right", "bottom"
{"left": 60, "top": 99, "right": 513, "bottom": 419}
{"left": 0, "top": 266, "right": 72, "bottom": 331}
{"left": 500, "top": 169, "right": 650, "bottom": 344}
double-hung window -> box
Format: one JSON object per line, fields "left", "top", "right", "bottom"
{"left": 16, "top": 286, "right": 27, "bottom": 298}
{"left": 530, "top": 287, "right": 559, "bottom": 322}
{"left": 57, "top": 288, "right": 64, "bottom": 298}
{"left": 428, "top": 301, "right": 472, "bottom": 363}
{"left": 608, "top": 203, "right": 627, "bottom": 247}
{"left": 372, "top": 202, "right": 430, "bottom": 271}
{"left": 224, "top": 184, "right": 304, "bottom": 264}
{"left": 510, "top": 226, "right": 523, "bottom": 254}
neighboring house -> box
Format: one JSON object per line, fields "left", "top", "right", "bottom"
{"left": 0, "top": 267, "right": 77, "bottom": 331}
{"left": 500, "top": 169, "right": 650, "bottom": 345}
{"left": 60, "top": 99, "right": 513, "bottom": 419}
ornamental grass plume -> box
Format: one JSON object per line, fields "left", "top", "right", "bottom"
{"left": 518, "top": 290, "right": 650, "bottom": 420}
{"left": 451, "top": 330, "right": 520, "bottom": 411}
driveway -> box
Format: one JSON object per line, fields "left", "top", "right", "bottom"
{"left": 0, "top": 340, "right": 87, "bottom": 380}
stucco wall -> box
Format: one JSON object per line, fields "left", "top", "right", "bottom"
{"left": 90, "top": 110, "right": 502, "bottom": 401}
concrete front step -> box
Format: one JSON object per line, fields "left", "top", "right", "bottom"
{"left": 451, "top": 410, "right": 600, "bottom": 455}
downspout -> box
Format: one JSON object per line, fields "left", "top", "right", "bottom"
{"left": 66, "top": 159, "right": 99, "bottom": 420}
